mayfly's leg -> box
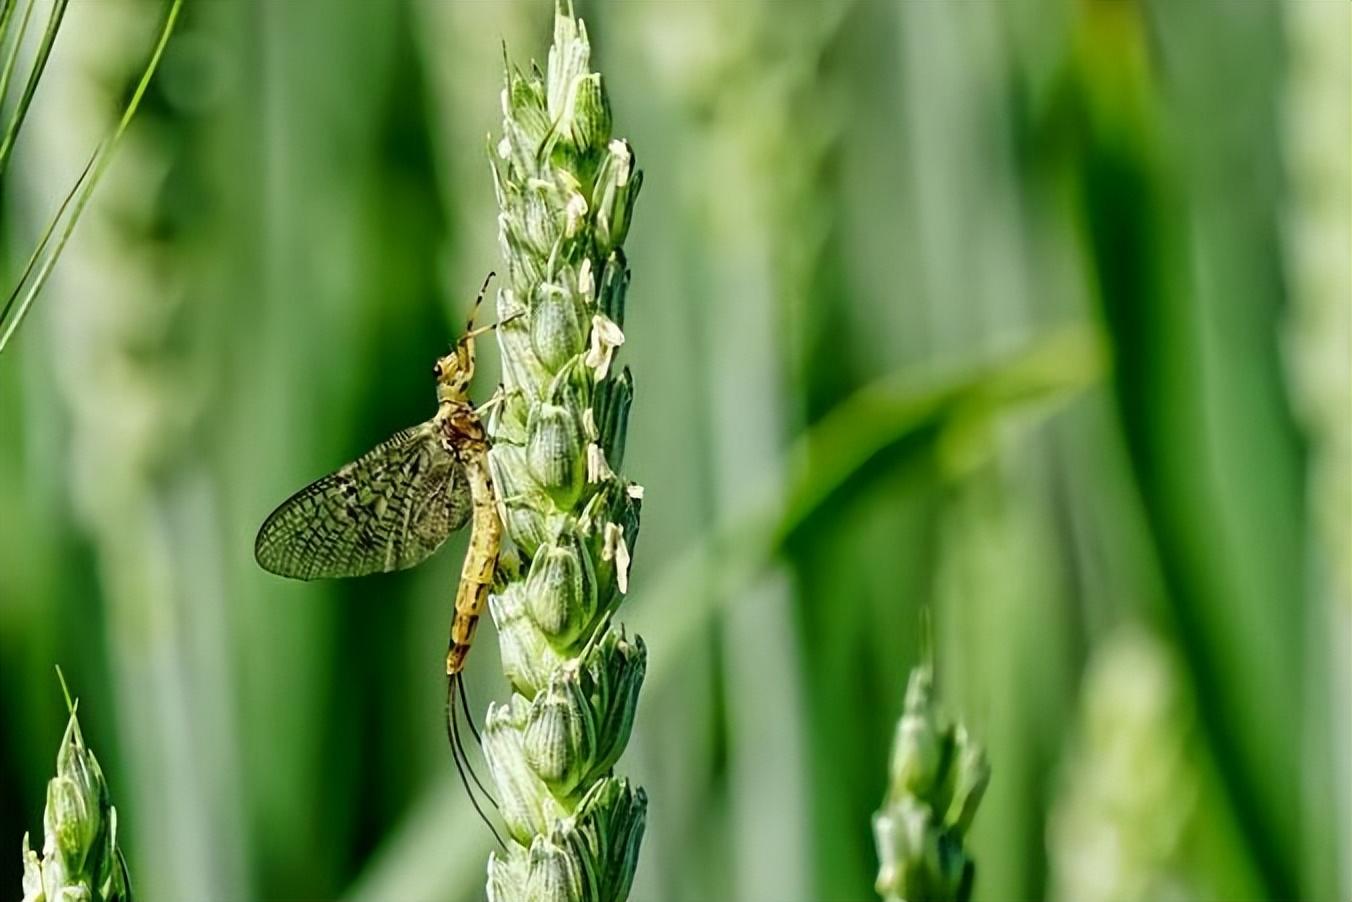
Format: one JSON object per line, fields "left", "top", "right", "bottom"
{"left": 461, "top": 311, "right": 525, "bottom": 344}
{"left": 475, "top": 384, "right": 507, "bottom": 418}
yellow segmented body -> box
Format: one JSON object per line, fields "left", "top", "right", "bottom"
{"left": 440, "top": 403, "right": 501, "bottom": 674}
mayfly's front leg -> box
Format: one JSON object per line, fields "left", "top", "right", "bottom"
{"left": 474, "top": 383, "right": 507, "bottom": 418}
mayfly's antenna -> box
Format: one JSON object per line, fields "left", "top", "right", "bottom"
{"left": 446, "top": 675, "right": 506, "bottom": 850}
{"left": 466, "top": 271, "right": 496, "bottom": 332}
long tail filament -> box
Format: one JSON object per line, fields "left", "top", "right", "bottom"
{"left": 446, "top": 674, "right": 506, "bottom": 850}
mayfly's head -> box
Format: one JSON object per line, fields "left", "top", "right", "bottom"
{"left": 434, "top": 337, "right": 475, "bottom": 404}
{"left": 435, "top": 272, "right": 494, "bottom": 404}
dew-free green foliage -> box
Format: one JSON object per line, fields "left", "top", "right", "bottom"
{"left": 21, "top": 690, "right": 130, "bottom": 902}
{"left": 0, "top": 1, "right": 1345, "bottom": 900}
{"left": 874, "top": 664, "right": 988, "bottom": 902}
{"left": 479, "top": 6, "right": 646, "bottom": 899}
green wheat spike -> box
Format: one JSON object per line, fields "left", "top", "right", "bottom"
{"left": 21, "top": 669, "right": 132, "bottom": 902}
{"left": 874, "top": 663, "right": 990, "bottom": 902}
{"left": 481, "top": 3, "right": 647, "bottom": 899}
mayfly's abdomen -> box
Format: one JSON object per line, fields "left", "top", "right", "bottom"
{"left": 446, "top": 599, "right": 484, "bottom": 674}
{"left": 446, "top": 447, "right": 501, "bottom": 675}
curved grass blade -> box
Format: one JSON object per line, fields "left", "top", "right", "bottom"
{"left": 0, "top": 0, "right": 18, "bottom": 51}
{"left": 0, "top": 0, "right": 35, "bottom": 120}
{"left": 0, "top": 142, "right": 97, "bottom": 329}
{"left": 0, "top": 0, "right": 69, "bottom": 177}
{"left": 0, "top": 0, "right": 182, "bottom": 357}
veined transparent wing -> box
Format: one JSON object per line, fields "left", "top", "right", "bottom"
{"left": 255, "top": 421, "right": 472, "bottom": 579}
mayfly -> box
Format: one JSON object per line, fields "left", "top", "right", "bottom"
{"left": 254, "top": 274, "right": 507, "bottom": 842}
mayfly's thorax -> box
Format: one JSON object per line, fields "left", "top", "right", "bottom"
{"left": 435, "top": 380, "right": 471, "bottom": 407}
{"left": 437, "top": 402, "right": 488, "bottom": 453}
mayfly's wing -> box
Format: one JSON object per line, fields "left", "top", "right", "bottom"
{"left": 255, "top": 421, "right": 472, "bottom": 580}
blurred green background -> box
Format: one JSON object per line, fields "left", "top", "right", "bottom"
{"left": 1, "top": 1, "right": 1348, "bottom": 900}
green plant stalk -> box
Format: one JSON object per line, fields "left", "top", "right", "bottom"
{"left": 481, "top": 3, "right": 646, "bottom": 899}
{"left": 1282, "top": 7, "right": 1352, "bottom": 895}
{"left": 873, "top": 663, "right": 989, "bottom": 902}
{"left": 21, "top": 677, "right": 131, "bottom": 902}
